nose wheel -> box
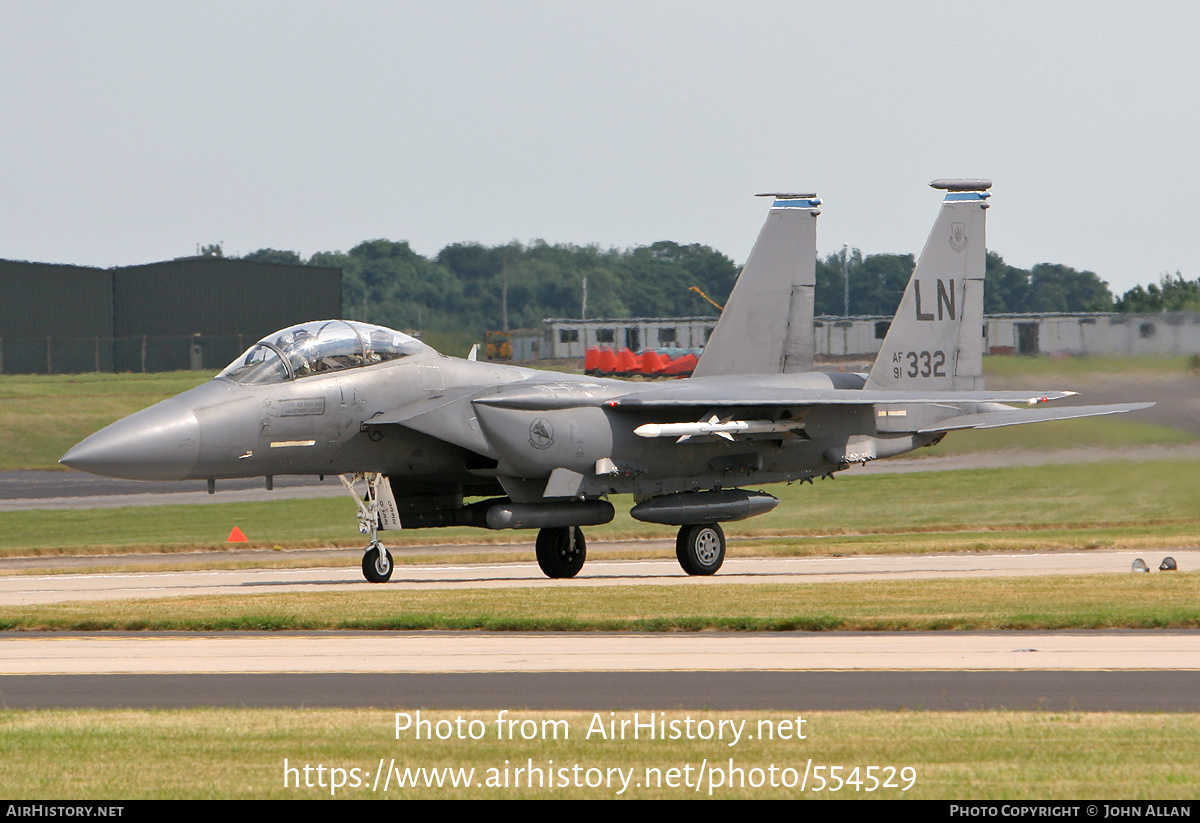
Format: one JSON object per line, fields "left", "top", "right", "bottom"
{"left": 535, "top": 526, "right": 587, "bottom": 578}
{"left": 362, "top": 543, "right": 394, "bottom": 583}
{"left": 339, "top": 473, "right": 398, "bottom": 583}
{"left": 676, "top": 523, "right": 725, "bottom": 575}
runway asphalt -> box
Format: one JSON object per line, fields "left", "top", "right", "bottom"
{"left": 1, "top": 625, "right": 1197, "bottom": 711}
{"left": 3, "top": 670, "right": 1197, "bottom": 711}
{"left": 0, "top": 469, "right": 341, "bottom": 510}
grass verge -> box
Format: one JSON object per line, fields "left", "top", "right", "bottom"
{"left": 981, "top": 353, "right": 1194, "bottom": 377}
{"left": 3, "top": 573, "right": 1198, "bottom": 631}
{"left": 1, "top": 709, "right": 1197, "bottom": 799}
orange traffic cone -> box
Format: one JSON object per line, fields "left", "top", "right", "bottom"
{"left": 227, "top": 526, "right": 249, "bottom": 543}
{"left": 616, "top": 347, "right": 639, "bottom": 374}
{"left": 597, "top": 347, "right": 618, "bottom": 375}
{"left": 641, "top": 349, "right": 665, "bottom": 374}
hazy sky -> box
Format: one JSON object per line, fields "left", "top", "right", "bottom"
{"left": 2, "top": 2, "right": 1197, "bottom": 294}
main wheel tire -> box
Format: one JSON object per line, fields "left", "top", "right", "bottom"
{"left": 535, "top": 526, "right": 587, "bottom": 579}
{"left": 676, "top": 523, "right": 726, "bottom": 576}
{"left": 362, "top": 545, "right": 394, "bottom": 583}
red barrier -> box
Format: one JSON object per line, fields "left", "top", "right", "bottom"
{"left": 586, "top": 346, "right": 696, "bottom": 378}
{"left": 659, "top": 352, "right": 697, "bottom": 376}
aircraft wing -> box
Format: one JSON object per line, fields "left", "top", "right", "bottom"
{"left": 918, "top": 402, "right": 1155, "bottom": 432}
{"left": 607, "top": 387, "right": 1083, "bottom": 408}
{"left": 474, "top": 384, "right": 1083, "bottom": 411}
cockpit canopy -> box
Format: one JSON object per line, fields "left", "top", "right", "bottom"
{"left": 220, "top": 320, "right": 428, "bottom": 384}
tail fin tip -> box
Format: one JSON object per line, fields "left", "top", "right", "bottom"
{"left": 692, "top": 191, "right": 819, "bottom": 377}
{"left": 930, "top": 178, "right": 992, "bottom": 192}
{"left": 864, "top": 180, "right": 990, "bottom": 392}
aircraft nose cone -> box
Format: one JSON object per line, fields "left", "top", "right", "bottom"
{"left": 60, "top": 398, "right": 202, "bottom": 480}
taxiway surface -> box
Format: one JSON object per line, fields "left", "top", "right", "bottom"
{"left": 3, "top": 626, "right": 1199, "bottom": 710}
{"left": 5, "top": 630, "right": 1198, "bottom": 674}
{"left": 3, "top": 549, "right": 1196, "bottom": 605}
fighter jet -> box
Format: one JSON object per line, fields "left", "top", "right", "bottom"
{"left": 61, "top": 180, "right": 1151, "bottom": 582}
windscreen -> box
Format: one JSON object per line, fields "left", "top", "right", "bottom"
{"left": 219, "top": 321, "right": 427, "bottom": 383}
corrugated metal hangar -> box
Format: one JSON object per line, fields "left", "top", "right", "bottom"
{"left": 0, "top": 257, "right": 341, "bottom": 374}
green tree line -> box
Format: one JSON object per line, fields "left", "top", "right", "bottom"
{"left": 238, "top": 241, "right": 1192, "bottom": 336}
{"left": 815, "top": 250, "right": 1114, "bottom": 316}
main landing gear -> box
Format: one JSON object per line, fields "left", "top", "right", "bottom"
{"left": 531, "top": 522, "right": 725, "bottom": 578}
{"left": 675, "top": 523, "right": 726, "bottom": 576}
{"left": 535, "top": 526, "right": 587, "bottom": 578}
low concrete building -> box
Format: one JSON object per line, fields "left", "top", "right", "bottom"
{"left": 543, "top": 312, "right": 1200, "bottom": 360}
{"left": 544, "top": 317, "right": 715, "bottom": 359}
{"left": 984, "top": 313, "right": 1200, "bottom": 357}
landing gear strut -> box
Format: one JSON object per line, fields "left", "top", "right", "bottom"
{"left": 535, "top": 526, "right": 587, "bottom": 578}
{"left": 676, "top": 523, "right": 725, "bottom": 575}
{"left": 340, "top": 472, "right": 396, "bottom": 583}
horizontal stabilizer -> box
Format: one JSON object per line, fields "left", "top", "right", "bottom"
{"left": 919, "top": 402, "right": 1155, "bottom": 433}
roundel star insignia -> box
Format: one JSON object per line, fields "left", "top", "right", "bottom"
{"left": 529, "top": 417, "right": 554, "bottom": 449}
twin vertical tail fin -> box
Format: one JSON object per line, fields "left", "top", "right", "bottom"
{"left": 696, "top": 182, "right": 988, "bottom": 385}
{"left": 692, "top": 194, "right": 820, "bottom": 377}
{"left": 864, "top": 179, "right": 991, "bottom": 391}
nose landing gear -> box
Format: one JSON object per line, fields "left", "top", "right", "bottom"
{"left": 340, "top": 472, "right": 398, "bottom": 583}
